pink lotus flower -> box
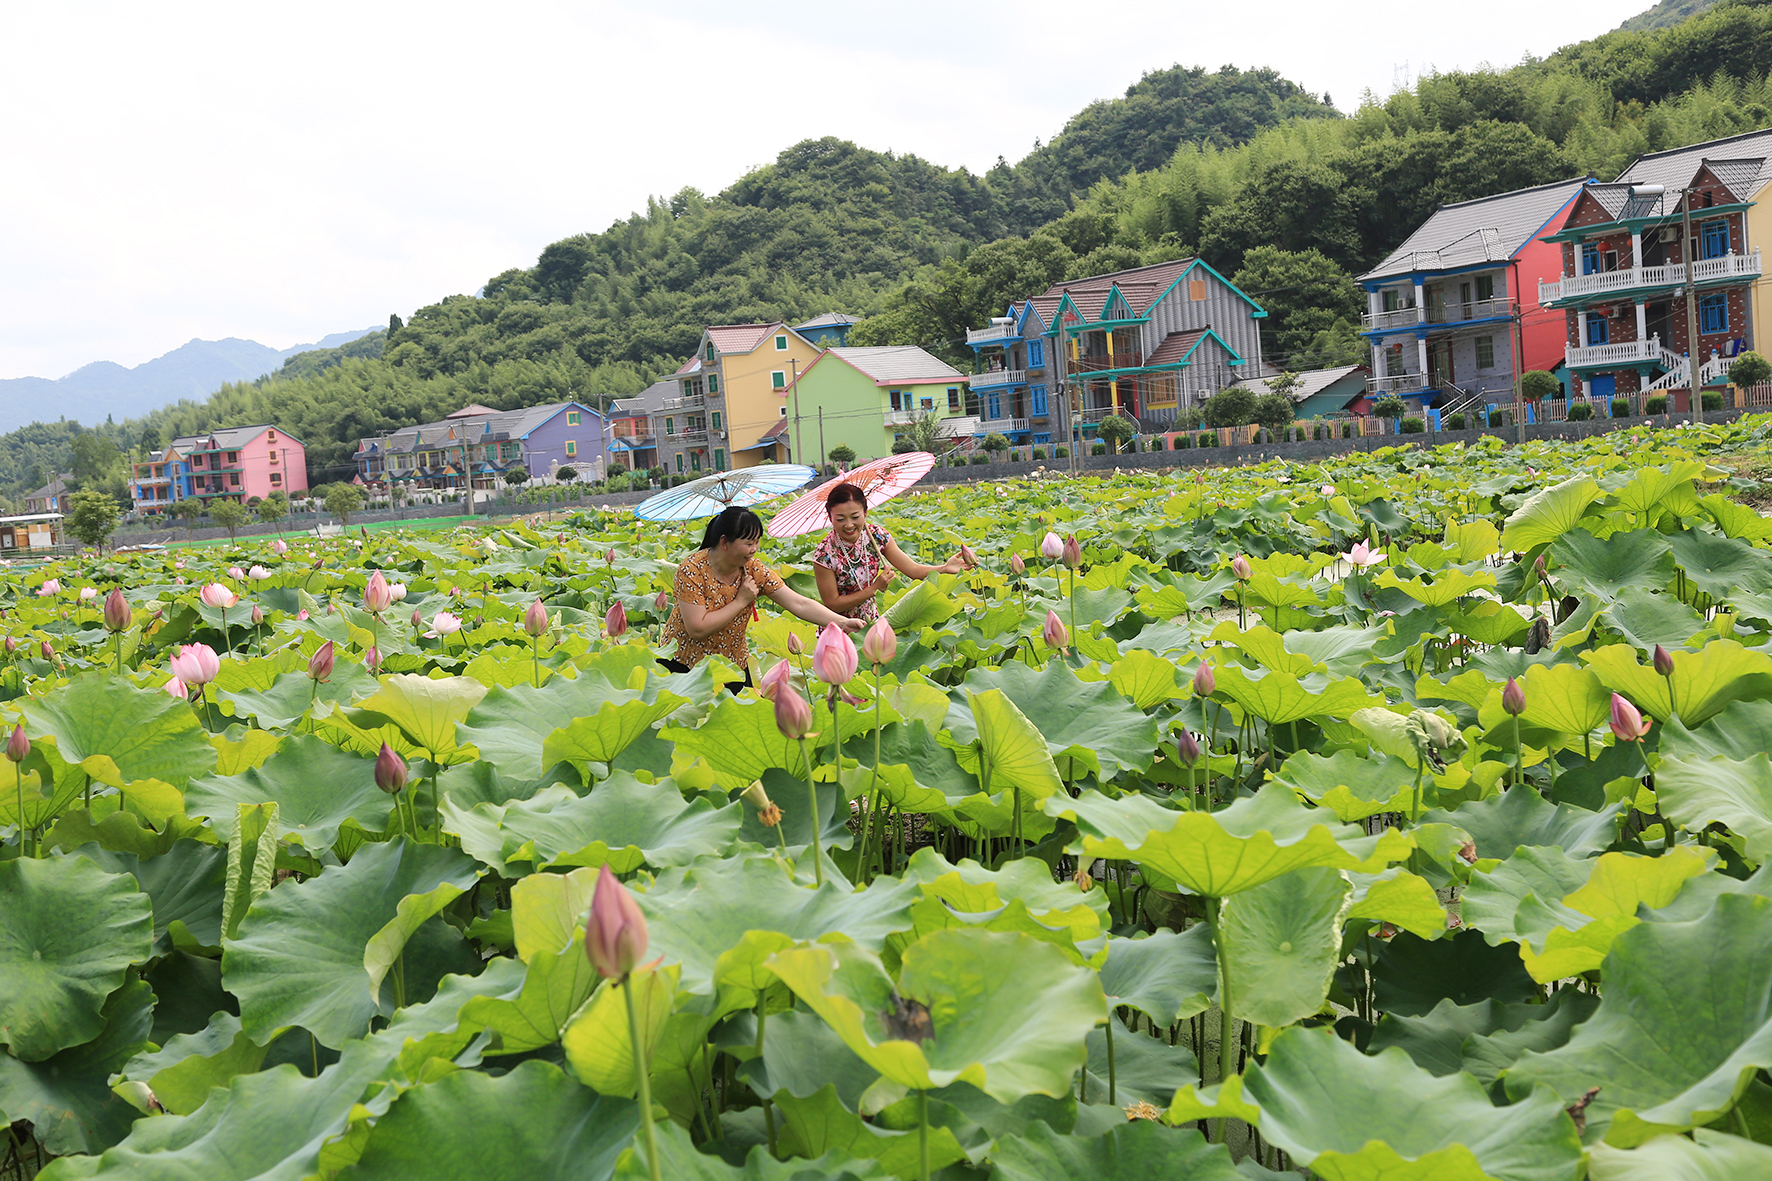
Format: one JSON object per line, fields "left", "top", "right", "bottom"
{"left": 1341, "top": 542, "right": 1384, "bottom": 568}
{"left": 199, "top": 583, "right": 238, "bottom": 609}
{"left": 39, "top": 641, "right": 54, "bottom": 661}
{"left": 959, "top": 544, "right": 978, "bottom": 568}
{"left": 102, "top": 589, "right": 130, "bottom": 633}
{"left": 1231, "top": 555, "right": 1251, "bottom": 580}
{"left": 654, "top": 589, "right": 669, "bottom": 612}
{"left": 271, "top": 540, "right": 288, "bottom": 554}
{"left": 79, "top": 586, "right": 98, "bottom": 601}
{"left": 773, "top": 680, "right": 814, "bottom": 738}
{"left": 366, "top": 645, "right": 382, "bottom": 673}
{"left": 1061, "top": 535, "right": 1082, "bottom": 569}
{"left": 1654, "top": 645, "right": 1675, "bottom": 677}
{"left": 1193, "top": 662, "right": 1215, "bottom": 696}
{"left": 1044, "top": 609, "right": 1068, "bottom": 651}
{"left": 1609, "top": 693, "right": 1651, "bottom": 742}
{"left": 1501, "top": 678, "right": 1525, "bottom": 716}
{"left": 35, "top": 580, "right": 59, "bottom": 597}
{"left": 307, "top": 640, "right": 335, "bottom": 683}
{"left": 1040, "top": 532, "right": 1063, "bottom": 560}
{"left": 425, "top": 611, "right": 463, "bottom": 638}
{"left": 174, "top": 577, "right": 186, "bottom": 586}
{"left": 6, "top": 724, "right": 29, "bottom": 763}
{"left": 297, "top": 609, "right": 309, "bottom": 621}
{"left": 248, "top": 565, "right": 271, "bottom": 581}
{"left": 163, "top": 676, "right": 188, "bottom": 699}
{"left": 227, "top": 566, "right": 245, "bottom": 581}
{"left": 605, "top": 601, "right": 628, "bottom": 638}
{"left": 173, "top": 560, "right": 186, "bottom": 569}
{"left": 1009, "top": 553, "right": 1025, "bottom": 576}
{"left": 525, "top": 599, "right": 549, "bottom": 637}
{"left": 3, "top": 637, "right": 15, "bottom": 656}
{"left": 758, "top": 658, "right": 793, "bottom": 702}
{"left": 585, "top": 864, "right": 649, "bottom": 980}
{"left": 1321, "top": 484, "right": 1335, "bottom": 496}
{"left": 170, "top": 643, "right": 220, "bottom": 686}
{"left": 363, "top": 571, "right": 393, "bottom": 613}
{"left": 812, "top": 622, "right": 858, "bottom": 685}
{"left": 861, "top": 617, "right": 897, "bottom": 666}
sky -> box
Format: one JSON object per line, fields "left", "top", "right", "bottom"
{"left": 1, "top": 0, "right": 1648, "bottom": 382}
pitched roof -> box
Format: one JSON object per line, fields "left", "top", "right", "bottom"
{"left": 447, "top": 403, "right": 499, "bottom": 418}
{"left": 1358, "top": 176, "right": 1591, "bottom": 281}
{"left": 825, "top": 346, "right": 963, "bottom": 385}
{"left": 706, "top": 323, "right": 784, "bottom": 355}
{"left": 1146, "top": 329, "right": 1212, "bottom": 367}
{"left": 1039, "top": 258, "right": 1197, "bottom": 303}
{"left": 612, "top": 380, "right": 675, "bottom": 417}
{"left": 1233, "top": 364, "right": 1370, "bottom": 402}
{"left": 1615, "top": 130, "right": 1772, "bottom": 200}
{"left": 200, "top": 424, "right": 292, "bottom": 450}
{"left": 792, "top": 312, "right": 858, "bottom": 331}
{"left": 1700, "top": 157, "right": 1767, "bottom": 204}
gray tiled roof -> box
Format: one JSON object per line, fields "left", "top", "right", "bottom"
{"left": 1615, "top": 130, "right": 1772, "bottom": 199}
{"left": 792, "top": 312, "right": 859, "bottom": 331}
{"left": 613, "top": 380, "right": 675, "bottom": 416}
{"left": 826, "top": 346, "right": 964, "bottom": 384}
{"left": 1234, "top": 364, "right": 1368, "bottom": 402}
{"left": 1359, "top": 177, "right": 1592, "bottom": 282}
{"left": 1702, "top": 157, "right": 1769, "bottom": 203}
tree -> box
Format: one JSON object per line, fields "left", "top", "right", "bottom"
{"left": 902, "top": 410, "right": 949, "bottom": 456}
{"left": 172, "top": 498, "right": 203, "bottom": 540}
{"left": 981, "top": 432, "right": 1011, "bottom": 458}
{"left": 1095, "top": 414, "right": 1135, "bottom": 453}
{"left": 827, "top": 443, "right": 857, "bottom": 466}
{"left": 504, "top": 468, "right": 530, "bottom": 486}
{"left": 65, "top": 487, "right": 118, "bottom": 550}
{"left": 1520, "top": 370, "right": 1560, "bottom": 402}
{"left": 1232, "top": 248, "right": 1364, "bottom": 365}
{"left": 1251, "top": 391, "right": 1296, "bottom": 430}
{"left": 1373, "top": 395, "right": 1407, "bottom": 420}
{"left": 1202, "top": 386, "right": 1257, "bottom": 428}
{"left": 137, "top": 424, "right": 163, "bottom": 453}
{"left": 1728, "top": 351, "right": 1771, "bottom": 389}
{"left": 69, "top": 432, "right": 123, "bottom": 484}
{"left": 1197, "top": 160, "right": 1360, "bottom": 273}
{"left": 256, "top": 492, "right": 288, "bottom": 529}
{"left": 325, "top": 482, "right": 364, "bottom": 526}
{"left": 556, "top": 466, "right": 579, "bottom": 482}
{"left": 210, "top": 498, "right": 251, "bottom": 541}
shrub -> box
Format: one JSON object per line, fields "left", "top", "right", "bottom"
{"left": 605, "top": 473, "right": 632, "bottom": 492}
{"left": 969, "top": 454, "right": 990, "bottom": 465}
{"left": 1175, "top": 434, "right": 1192, "bottom": 449}
{"left": 1311, "top": 423, "right": 1324, "bottom": 440}
{"left": 1566, "top": 402, "right": 1594, "bottom": 421}
{"left": 1149, "top": 437, "right": 1166, "bottom": 452}
{"left": 1054, "top": 446, "right": 1070, "bottom": 458}
{"left": 1447, "top": 412, "right": 1466, "bottom": 431}
{"left": 1520, "top": 370, "right": 1560, "bottom": 401}
{"left": 1645, "top": 394, "right": 1668, "bottom": 414}
{"left": 982, "top": 432, "right": 1011, "bottom": 455}
{"left": 1341, "top": 422, "right": 1353, "bottom": 438}
{"left": 608, "top": 462, "right": 629, "bottom": 476}
{"left": 1401, "top": 416, "right": 1425, "bottom": 434}
{"left": 1727, "top": 351, "right": 1771, "bottom": 388}
{"left": 1091, "top": 442, "right": 1108, "bottom": 455}
{"left": 1096, "top": 414, "right": 1135, "bottom": 452}
{"left": 1199, "top": 432, "right": 1216, "bottom": 448}
{"left": 1487, "top": 408, "right": 1509, "bottom": 428}
{"left": 1202, "top": 387, "right": 1257, "bottom": 427}
{"left": 1031, "top": 448, "right": 1046, "bottom": 460}
{"left": 1373, "top": 395, "right": 1406, "bottom": 420}
{"left": 1610, "top": 398, "right": 1629, "bottom": 418}
{"left": 1701, "top": 391, "right": 1723, "bottom": 411}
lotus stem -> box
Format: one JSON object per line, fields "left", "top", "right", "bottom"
{"left": 797, "top": 736, "right": 823, "bottom": 888}
{"left": 15, "top": 762, "right": 28, "bottom": 858}
{"left": 1106, "top": 1011, "right": 1117, "bottom": 1105}
{"left": 114, "top": 632, "right": 122, "bottom": 676}
{"left": 1209, "top": 895, "right": 1235, "bottom": 1143}
{"left": 623, "top": 974, "right": 664, "bottom": 1181}
{"left": 918, "top": 1089, "right": 931, "bottom": 1181}
{"left": 1067, "top": 566, "right": 1077, "bottom": 656}
{"left": 531, "top": 635, "right": 540, "bottom": 688}
{"left": 1513, "top": 715, "right": 1523, "bottom": 789}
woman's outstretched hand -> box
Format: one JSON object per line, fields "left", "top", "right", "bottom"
{"left": 872, "top": 569, "right": 899, "bottom": 593}
{"left": 832, "top": 615, "right": 866, "bottom": 633}
{"left": 735, "top": 571, "right": 759, "bottom": 607}
{"left": 938, "top": 550, "right": 974, "bottom": 574}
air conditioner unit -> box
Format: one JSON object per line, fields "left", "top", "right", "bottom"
{"left": 1659, "top": 227, "right": 1680, "bottom": 243}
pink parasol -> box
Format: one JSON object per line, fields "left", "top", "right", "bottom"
{"left": 764, "top": 452, "right": 936, "bottom": 539}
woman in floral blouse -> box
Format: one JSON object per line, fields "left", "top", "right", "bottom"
{"left": 811, "top": 483, "right": 972, "bottom": 623}
{"left": 660, "top": 506, "right": 861, "bottom": 687}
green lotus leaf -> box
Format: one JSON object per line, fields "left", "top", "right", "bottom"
{"left": 1548, "top": 529, "right": 1674, "bottom": 600}
{"left": 737, "top": 771, "right": 854, "bottom": 871}
{"left": 903, "top": 847, "right": 1108, "bottom": 944}
{"left": 64, "top": 837, "right": 227, "bottom": 956}
{"left": 1608, "top": 461, "right": 1703, "bottom": 516}
{"left": 216, "top": 662, "right": 378, "bottom": 729}
{"left": 221, "top": 802, "right": 278, "bottom": 942}
{"left": 115, "top": 1011, "right": 267, "bottom": 1115}
{"left": 510, "top": 863, "right": 597, "bottom": 961}
{"left": 1218, "top": 866, "right": 1351, "bottom": 1029}
{"left": 1602, "top": 587, "right": 1710, "bottom": 653}
{"left": 1512, "top": 846, "right": 1714, "bottom": 982}
{"left": 1079, "top": 1024, "right": 1202, "bottom": 1109}
{"left": 1170, "top": 1026, "right": 1582, "bottom": 1181}
{"left": 1657, "top": 753, "right": 1772, "bottom": 863}
{"left": 1582, "top": 640, "right": 1772, "bottom": 728}
{"left": 0, "top": 979, "right": 155, "bottom": 1157}
{"left": 1374, "top": 566, "right": 1497, "bottom": 608}
{"left": 1588, "top": 1128, "right": 1772, "bottom": 1180}
{"left": 613, "top": 1121, "right": 891, "bottom": 1181}
{"left": 561, "top": 964, "right": 678, "bottom": 1097}
{"left": 1368, "top": 993, "right": 1594, "bottom": 1080}
{"left": 1443, "top": 601, "right": 1531, "bottom": 647}
{"left": 961, "top": 685, "right": 1070, "bottom": 796}
{"left": 1498, "top": 474, "right": 1600, "bottom": 551}
{"left": 1046, "top": 786, "right": 1412, "bottom": 898}
{"left": 1209, "top": 623, "right": 1321, "bottom": 675}
{"left": 1096, "top": 925, "right": 1217, "bottom": 1026}
{"left": 183, "top": 735, "right": 394, "bottom": 850}
{"left": 1698, "top": 491, "right": 1772, "bottom": 542}
{"left": 1460, "top": 991, "right": 1600, "bottom": 1085}
{"left": 1372, "top": 930, "right": 1537, "bottom": 1017}
{"left": 744, "top": 1008, "right": 880, "bottom": 1110}
{"left": 223, "top": 837, "right": 484, "bottom": 1047}
{"left": 16, "top": 672, "right": 217, "bottom": 789}
{"left": 1510, "top": 661, "right": 1615, "bottom": 739}
{"left": 0, "top": 855, "right": 152, "bottom": 1061}
{"left": 1424, "top": 787, "right": 1621, "bottom": 861}
{"left": 840, "top": 720, "right": 979, "bottom": 816}
{"left": 1104, "top": 648, "right": 1191, "bottom": 709}
{"left": 638, "top": 855, "right": 921, "bottom": 998}
{"left": 770, "top": 1084, "right": 968, "bottom": 1177}
{"left": 459, "top": 933, "right": 593, "bottom": 1055}
{"left": 991, "top": 1119, "right": 1240, "bottom": 1181}
{"left": 0, "top": 742, "right": 84, "bottom": 832}
{"left": 1460, "top": 844, "right": 1593, "bottom": 947}
{"left": 1668, "top": 528, "right": 1772, "bottom": 600}
{"left": 351, "top": 672, "right": 489, "bottom": 761}
{"left": 1345, "top": 868, "right": 1446, "bottom": 939}
{"left": 663, "top": 693, "right": 881, "bottom": 791}
{"left": 1208, "top": 664, "right": 1386, "bottom": 725}
{"left": 1273, "top": 749, "right": 1416, "bottom": 822}
{"left": 1658, "top": 701, "right": 1772, "bottom": 763}
{"left": 1511, "top": 891, "right": 1772, "bottom": 1142}
{"left": 443, "top": 775, "right": 741, "bottom": 876}
{"left": 767, "top": 929, "right": 1104, "bottom": 1103}
{"left": 140, "top": 951, "right": 231, "bottom": 1049}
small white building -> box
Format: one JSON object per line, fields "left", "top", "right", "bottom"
{"left": 0, "top": 513, "right": 64, "bottom": 552}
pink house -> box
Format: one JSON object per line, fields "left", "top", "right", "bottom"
{"left": 184, "top": 424, "right": 309, "bottom": 505}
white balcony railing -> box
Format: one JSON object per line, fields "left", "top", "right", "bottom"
{"left": 1367, "top": 372, "right": 1433, "bottom": 394}
{"left": 1539, "top": 250, "right": 1762, "bottom": 304}
{"left": 665, "top": 430, "right": 708, "bottom": 444}
{"left": 968, "top": 368, "right": 1027, "bottom": 389}
{"left": 1564, "top": 335, "right": 1681, "bottom": 371}
{"left": 1361, "top": 306, "right": 1421, "bottom": 332}
{"left": 979, "top": 417, "right": 1029, "bottom": 434}
{"left": 1427, "top": 296, "right": 1513, "bottom": 324}
{"left": 884, "top": 409, "right": 914, "bottom": 426}
{"left": 937, "top": 416, "right": 981, "bottom": 438}
{"left": 966, "top": 321, "right": 1020, "bottom": 344}
{"left": 662, "top": 395, "right": 704, "bottom": 411}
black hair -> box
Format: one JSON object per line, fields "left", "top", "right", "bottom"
{"left": 699, "top": 506, "right": 764, "bottom": 550}
{"left": 824, "top": 482, "right": 867, "bottom": 513}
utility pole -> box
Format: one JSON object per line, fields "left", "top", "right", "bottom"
{"left": 791, "top": 358, "right": 803, "bottom": 466}
{"left": 1680, "top": 189, "right": 1697, "bottom": 428}
{"left": 817, "top": 407, "right": 826, "bottom": 473}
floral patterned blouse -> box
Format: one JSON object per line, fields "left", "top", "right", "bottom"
{"left": 660, "top": 549, "right": 785, "bottom": 670}
{"left": 810, "top": 523, "right": 893, "bottom": 622}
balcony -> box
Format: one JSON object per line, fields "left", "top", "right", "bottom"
{"left": 884, "top": 409, "right": 915, "bottom": 426}
{"left": 665, "top": 430, "right": 708, "bottom": 444}
{"left": 979, "top": 418, "right": 1029, "bottom": 434}
{"left": 1071, "top": 352, "right": 1145, "bottom": 374}
{"left": 966, "top": 321, "right": 1020, "bottom": 345}
{"left": 1564, "top": 335, "right": 1681, "bottom": 372}
{"left": 1362, "top": 306, "right": 1421, "bottom": 332}
{"left": 1539, "top": 251, "right": 1762, "bottom": 305}
{"left": 663, "top": 395, "right": 704, "bottom": 411}
{"left": 1367, "top": 373, "right": 1433, "bottom": 395}
{"left": 968, "top": 368, "right": 1027, "bottom": 389}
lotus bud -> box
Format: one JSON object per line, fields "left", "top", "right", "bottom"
{"left": 1501, "top": 678, "right": 1526, "bottom": 716}
{"left": 585, "top": 864, "right": 649, "bottom": 980}
{"left": 1653, "top": 645, "right": 1675, "bottom": 677}
{"left": 787, "top": 631, "right": 804, "bottom": 656}
{"left": 6, "top": 724, "right": 28, "bottom": 763}
{"left": 1321, "top": 484, "right": 1335, "bottom": 497}
{"left": 1193, "top": 662, "right": 1215, "bottom": 696}
{"left": 307, "top": 640, "right": 335, "bottom": 683}
{"left": 366, "top": 645, "right": 382, "bottom": 673}
{"left": 959, "top": 544, "right": 978, "bottom": 568}
{"left": 1609, "top": 693, "right": 1651, "bottom": 742}
{"left": 1009, "top": 552, "right": 1025, "bottom": 575}
{"left": 363, "top": 570, "right": 393, "bottom": 613}
{"left": 388, "top": 582, "right": 407, "bottom": 602}
{"left": 227, "top": 566, "right": 245, "bottom": 581}
{"left": 169, "top": 643, "right": 220, "bottom": 685}
{"left": 605, "top": 548, "right": 616, "bottom": 566}
{"left": 861, "top": 617, "right": 897, "bottom": 667}
{"left": 773, "top": 681, "right": 814, "bottom": 739}
{"left": 297, "top": 609, "right": 309, "bottom": 621}
{"left": 272, "top": 539, "right": 288, "bottom": 554}
{"left": 1040, "top": 532, "right": 1063, "bottom": 560}
{"left": 1534, "top": 555, "right": 1549, "bottom": 582}
{"left": 411, "top": 607, "right": 424, "bottom": 628}
{"left": 653, "top": 589, "right": 669, "bottom": 613}
{"left": 1176, "top": 728, "right": 1202, "bottom": 765}
{"left": 1043, "top": 609, "right": 1068, "bottom": 651}
{"left": 102, "top": 588, "right": 131, "bottom": 633}
{"left": 758, "top": 658, "right": 793, "bottom": 702}
{"left": 1231, "top": 554, "right": 1251, "bottom": 580}
{"left": 605, "top": 601, "right": 628, "bottom": 638}
{"left": 40, "top": 641, "right": 54, "bottom": 661}
{"left": 1061, "top": 534, "right": 1082, "bottom": 569}
{"left": 374, "top": 743, "right": 408, "bottom": 794}
{"left": 164, "top": 676, "right": 188, "bottom": 699}
{"left": 250, "top": 604, "right": 264, "bottom": 626}
{"left": 473, "top": 614, "right": 483, "bottom": 630}
{"left": 812, "top": 622, "right": 858, "bottom": 685}
{"left": 3, "top": 636, "right": 14, "bottom": 656}
{"left": 524, "top": 599, "right": 549, "bottom": 637}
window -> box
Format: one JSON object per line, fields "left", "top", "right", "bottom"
{"left": 771, "top": 371, "right": 786, "bottom": 390}
{"left": 1033, "top": 433, "right": 1051, "bottom": 445}
{"left": 665, "top": 417, "right": 675, "bottom": 436}
{"left": 1702, "top": 220, "right": 1729, "bottom": 259}
{"left": 889, "top": 390, "right": 903, "bottom": 411}
{"left": 270, "top": 472, "right": 282, "bottom": 485}
{"left": 704, "top": 343, "right": 715, "bottom": 362}
{"left": 920, "top": 396, "right": 934, "bottom": 410}
{"left": 1385, "top": 344, "right": 1404, "bottom": 376}
{"left": 779, "top": 405, "right": 788, "bottom": 417}
{"left": 690, "top": 452, "right": 702, "bottom": 472}
{"left": 711, "top": 411, "right": 722, "bottom": 430}
{"left": 1030, "top": 384, "right": 1048, "bottom": 416}
{"left": 567, "top": 410, "right": 581, "bottom": 425}
{"left": 1028, "top": 339, "right": 1044, "bottom": 368}
{"left": 267, "top": 430, "right": 276, "bottom": 441}
{"left": 1382, "top": 289, "right": 1402, "bottom": 313}
{"left": 1189, "top": 278, "right": 1207, "bottom": 300}
{"left": 1700, "top": 293, "right": 1728, "bottom": 334}
{"left": 229, "top": 474, "right": 240, "bottom": 487}
{"left": 227, "top": 452, "right": 238, "bottom": 464}
{"left": 564, "top": 440, "right": 577, "bottom": 457}
{"left": 947, "top": 387, "right": 961, "bottom": 411}
{"left": 676, "top": 454, "right": 685, "bottom": 473}
{"left": 1585, "top": 313, "right": 1609, "bottom": 346}
{"left": 1475, "top": 275, "right": 1495, "bottom": 301}
{"left": 267, "top": 450, "right": 277, "bottom": 463}
{"left": 775, "top": 335, "right": 788, "bottom": 351}
{"left": 987, "top": 391, "right": 1002, "bottom": 420}
{"left": 707, "top": 374, "right": 719, "bottom": 394}
{"left": 1476, "top": 336, "right": 1495, "bottom": 369}
{"left": 714, "top": 449, "right": 726, "bottom": 470}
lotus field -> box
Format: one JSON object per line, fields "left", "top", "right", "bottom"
{"left": 9, "top": 419, "right": 1772, "bottom": 1181}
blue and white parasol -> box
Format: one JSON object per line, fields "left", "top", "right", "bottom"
{"left": 631, "top": 465, "right": 818, "bottom": 521}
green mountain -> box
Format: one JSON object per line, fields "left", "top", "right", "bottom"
{"left": 1617, "top": 0, "right": 1719, "bottom": 33}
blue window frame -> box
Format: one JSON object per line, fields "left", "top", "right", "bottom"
{"left": 1700, "top": 294, "right": 1728, "bottom": 334}
{"left": 1581, "top": 243, "right": 1601, "bottom": 275}
{"left": 1030, "top": 384, "right": 1048, "bottom": 415}
{"left": 1585, "top": 313, "right": 1609, "bottom": 346}
{"left": 1702, "top": 220, "right": 1729, "bottom": 260}
{"left": 1032, "top": 433, "right": 1051, "bottom": 445}
{"left": 987, "top": 391, "right": 1002, "bottom": 419}
{"left": 1028, "top": 339, "right": 1045, "bottom": 368}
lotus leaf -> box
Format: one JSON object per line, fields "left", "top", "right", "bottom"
{"left": 561, "top": 964, "right": 677, "bottom": 1096}
{"left": 1273, "top": 749, "right": 1416, "bottom": 822}
{"left": 16, "top": 673, "right": 217, "bottom": 789}
{"left": 1498, "top": 475, "right": 1601, "bottom": 551}
{"left": 183, "top": 735, "right": 394, "bottom": 850}
{"left": 1582, "top": 639, "right": 1772, "bottom": 728}
{"left": 1096, "top": 925, "right": 1218, "bottom": 1026}
{"left": 351, "top": 672, "right": 489, "bottom": 761}
{"left": 1548, "top": 529, "right": 1674, "bottom": 600}
{"left": 1425, "top": 787, "right": 1621, "bottom": 861}
{"left": 1656, "top": 753, "right": 1772, "bottom": 863}
{"left": 0, "top": 979, "right": 154, "bottom": 1157}
{"left": 1588, "top": 1128, "right": 1772, "bottom": 1180}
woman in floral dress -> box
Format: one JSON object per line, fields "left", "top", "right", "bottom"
{"left": 811, "top": 483, "right": 972, "bottom": 623}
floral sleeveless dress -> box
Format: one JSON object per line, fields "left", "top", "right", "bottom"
{"left": 810, "top": 523, "right": 893, "bottom": 622}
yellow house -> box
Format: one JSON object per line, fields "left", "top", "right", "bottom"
{"left": 658, "top": 322, "right": 825, "bottom": 472}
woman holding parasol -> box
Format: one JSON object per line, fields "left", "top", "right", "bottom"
{"left": 810, "top": 481, "right": 972, "bottom": 623}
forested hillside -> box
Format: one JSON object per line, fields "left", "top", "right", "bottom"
{"left": 1617, "top": 0, "right": 1719, "bottom": 34}
{"left": 6, "top": 0, "right": 1772, "bottom": 505}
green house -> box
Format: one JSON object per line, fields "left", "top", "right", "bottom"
{"left": 781, "top": 346, "right": 973, "bottom": 464}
